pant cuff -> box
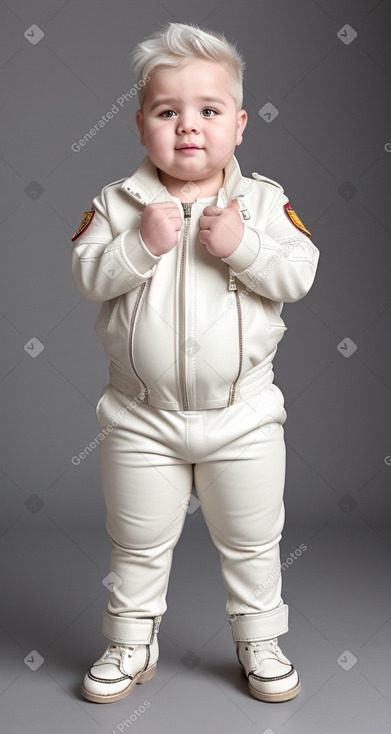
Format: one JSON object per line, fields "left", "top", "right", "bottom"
{"left": 102, "top": 610, "right": 161, "bottom": 644}
{"left": 228, "top": 604, "right": 289, "bottom": 642}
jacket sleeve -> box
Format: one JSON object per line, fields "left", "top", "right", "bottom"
{"left": 71, "top": 192, "right": 162, "bottom": 302}
{"left": 221, "top": 186, "right": 320, "bottom": 302}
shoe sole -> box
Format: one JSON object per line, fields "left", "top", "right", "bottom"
{"left": 239, "top": 662, "right": 301, "bottom": 703}
{"left": 80, "top": 662, "right": 157, "bottom": 704}
{"left": 248, "top": 676, "right": 301, "bottom": 703}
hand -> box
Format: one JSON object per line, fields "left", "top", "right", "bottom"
{"left": 140, "top": 202, "right": 182, "bottom": 257}
{"left": 198, "top": 198, "right": 244, "bottom": 258}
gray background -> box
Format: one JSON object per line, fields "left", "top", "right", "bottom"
{"left": 1, "top": 0, "right": 390, "bottom": 732}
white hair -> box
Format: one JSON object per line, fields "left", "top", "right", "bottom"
{"left": 128, "top": 21, "right": 246, "bottom": 111}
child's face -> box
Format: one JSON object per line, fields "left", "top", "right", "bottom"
{"left": 135, "top": 57, "right": 247, "bottom": 187}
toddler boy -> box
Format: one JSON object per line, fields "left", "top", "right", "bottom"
{"left": 71, "top": 21, "right": 320, "bottom": 704}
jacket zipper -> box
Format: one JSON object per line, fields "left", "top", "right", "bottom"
{"left": 179, "top": 202, "right": 192, "bottom": 410}
{"left": 129, "top": 281, "right": 150, "bottom": 402}
{"left": 227, "top": 268, "right": 243, "bottom": 407}
{"left": 129, "top": 204, "right": 243, "bottom": 409}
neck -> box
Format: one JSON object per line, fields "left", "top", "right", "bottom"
{"left": 157, "top": 168, "right": 224, "bottom": 202}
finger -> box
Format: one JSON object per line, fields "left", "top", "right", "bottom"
{"left": 158, "top": 212, "right": 182, "bottom": 225}
{"left": 149, "top": 203, "right": 182, "bottom": 217}
{"left": 202, "top": 205, "right": 223, "bottom": 215}
{"left": 199, "top": 215, "right": 214, "bottom": 230}
{"left": 163, "top": 206, "right": 182, "bottom": 217}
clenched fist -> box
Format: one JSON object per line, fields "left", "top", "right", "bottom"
{"left": 198, "top": 198, "right": 244, "bottom": 258}
{"left": 140, "top": 202, "right": 182, "bottom": 257}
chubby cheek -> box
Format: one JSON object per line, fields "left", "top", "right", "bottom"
{"left": 205, "top": 126, "right": 232, "bottom": 150}
{"left": 144, "top": 124, "right": 171, "bottom": 150}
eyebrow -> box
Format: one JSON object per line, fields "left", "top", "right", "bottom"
{"left": 149, "top": 96, "right": 227, "bottom": 110}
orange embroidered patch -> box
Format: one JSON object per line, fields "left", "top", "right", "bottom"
{"left": 284, "top": 203, "right": 311, "bottom": 238}
{"left": 71, "top": 210, "right": 95, "bottom": 241}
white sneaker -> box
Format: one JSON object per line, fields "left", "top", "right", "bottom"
{"left": 237, "top": 637, "right": 300, "bottom": 702}
{"left": 81, "top": 635, "right": 159, "bottom": 703}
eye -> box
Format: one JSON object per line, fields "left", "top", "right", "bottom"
{"left": 158, "top": 107, "right": 219, "bottom": 118}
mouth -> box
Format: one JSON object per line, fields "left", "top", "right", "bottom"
{"left": 176, "top": 144, "right": 202, "bottom": 150}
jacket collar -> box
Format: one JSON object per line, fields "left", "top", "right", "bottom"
{"left": 121, "top": 153, "right": 254, "bottom": 207}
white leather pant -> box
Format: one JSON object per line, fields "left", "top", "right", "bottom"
{"left": 95, "top": 382, "right": 290, "bottom": 644}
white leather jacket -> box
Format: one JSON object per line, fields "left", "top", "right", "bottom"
{"left": 71, "top": 154, "right": 320, "bottom": 411}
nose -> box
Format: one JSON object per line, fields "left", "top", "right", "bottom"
{"left": 176, "top": 111, "right": 200, "bottom": 134}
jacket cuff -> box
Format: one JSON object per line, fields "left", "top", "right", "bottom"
{"left": 221, "top": 225, "right": 260, "bottom": 273}
{"left": 122, "top": 229, "right": 162, "bottom": 274}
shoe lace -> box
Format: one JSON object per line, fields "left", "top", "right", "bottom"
{"left": 249, "top": 637, "right": 282, "bottom": 664}
{"left": 101, "top": 643, "right": 135, "bottom": 665}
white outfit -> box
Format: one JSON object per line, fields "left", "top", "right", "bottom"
{"left": 71, "top": 153, "right": 320, "bottom": 643}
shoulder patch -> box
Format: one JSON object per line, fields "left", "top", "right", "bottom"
{"left": 71, "top": 210, "right": 95, "bottom": 241}
{"left": 284, "top": 203, "right": 311, "bottom": 238}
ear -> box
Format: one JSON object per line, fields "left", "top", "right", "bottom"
{"left": 135, "top": 109, "right": 145, "bottom": 145}
{"left": 236, "top": 109, "right": 248, "bottom": 146}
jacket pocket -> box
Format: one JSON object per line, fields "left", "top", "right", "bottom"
{"left": 95, "top": 384, "right": 111, "bottom": 425}
{"left": 258, "top": 295, "right": 286, "bottom": 329}
{"left": 94, "top": 298, "right": 119, "bottom": 343}
{"left": 267, "top": 383, "right": 285, "bottom": 408}
{"left": 128, "top": 282, "right": 150, "bottom": 400}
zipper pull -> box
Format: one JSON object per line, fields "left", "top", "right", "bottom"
{"left": 228, "top": 267, "right": 237, "bottom": 291}
{"left": 182, "top": 202, "right": 192, "bottom": 218}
